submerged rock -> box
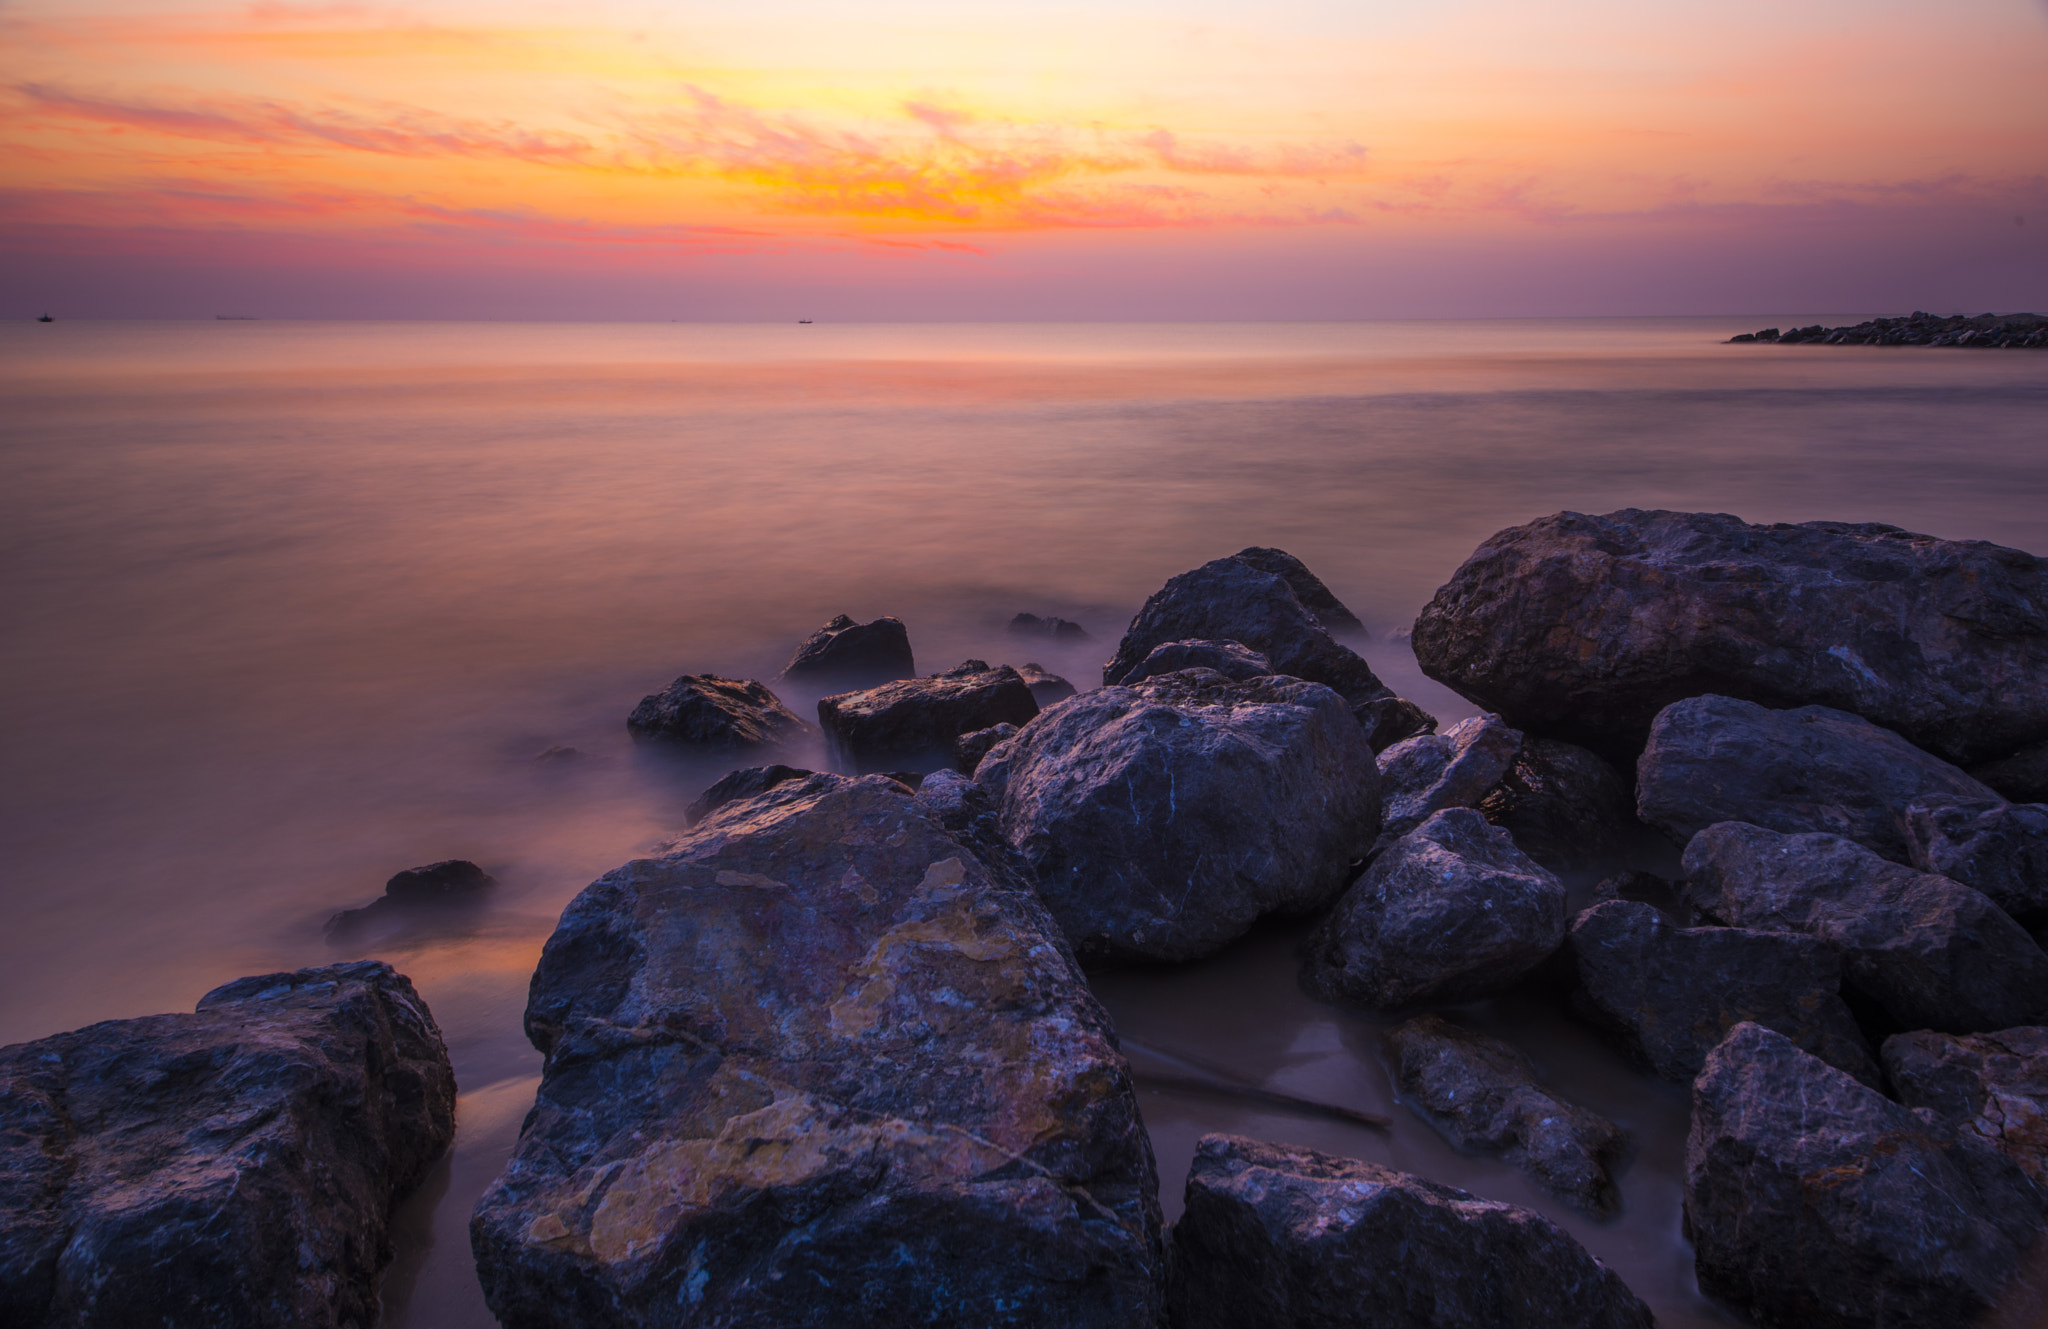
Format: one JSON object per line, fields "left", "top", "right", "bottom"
{"left": 819, "top": 660, "right": 1039, "bottom": 775}
{"left": 1410, "top": 508, "right": 2048, "bottom": 767}
{"left": 1902, "top": 798, "right": 2048, "bottom": 927}
{"left": 1122, "top": 638, "right": 1273, "bottom": 685}
{"left": 324, "top": 858, "right": 496, "bottom": 939}
{"left": 1226, "top": 546, "right": 1366, "bottom": 633}
{"left": 778, "top": 613, "right": 916, "bottom": 690}
{"left": 1636, "top": 695, "right": 1997, "bottom": 860}
{"left": 470, "top": 774, "right": 1162, "bottom": 1329}
{"left": 1686, "top": 1022, "right": 2046, "bottom": 1329}
{"left": 1016, "top": 662, "right": 1078, "bottom": 707}
{"left": 1683, "top": 822, "right": 2048, "bottom": 1034}
{"left": 1882, "top": 1026, "right": 2048, "bottom": 1186}
{"left": 0, "top": 962, "right": 455, "bottom": 1328}
{"left": 1375, "top": 713, "right": 1521, "bottom": 846}
{"left": 626, "top": 673, "right": 815, "bottom": 752}
{"left": 1476, "top": 737, "right": 1634, "bottom": 873}
{"left": 1569, "top": 899, "right": 1877, "bottom": 1084}
{"left": 976, "top": 669, "right": 1379, "bottom": 964}
{"left": 1384, "top": 1015, "right": 1626, "bottom": 1214}
{"left": 1009, "top": 612, "right": 1090, "bottom": 641}
{"left": 1303, "top": 809, "right": 1567, "bottom": 1009}
{"left": 1167, "top": 1134, "right": 1653, "bottom": 1329}
{"left": 684, "top": 764, "right": 814, "bottom": 825}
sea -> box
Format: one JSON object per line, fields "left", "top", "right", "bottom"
{"left": 5, "top": 318, "right": 2046, "bottom": 1326}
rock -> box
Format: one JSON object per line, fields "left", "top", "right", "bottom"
{"left": 1410, "top": 508, "right": 2048, "bottom": 767}
{"left": 1568, "top": 899, "right": 1877, "bottom": 1084}
{"left": 1883, "top": 1026, "right": 2048, "bottom": 1186}
{"left": 324, "top": 858, "right": 496, "bottom": 939}
{"left": 1009, "top": 612, "right": 1090, "bottom": 641}
{"left": 819, "top": 660, "right": 1040, "bottom": 776}
{"left": 1375, "top": 713, "right": 1521, "bottom": 845}
{"left": 1303, "top": 808, "right": 1567, "bottom": 1009}
{"left": 1167, "top": 1134, "right": 1654, "bottom": 1329}
{"left": 470, "top": 773, "right": 1162, "bottom": 1328}
{"left": 953, "top": 723, "right": 1018, "bottom": 776}
{"left": 1902, "top": 798, "right": 2048, "bottom": 927}
{"left": 1971, "top": 737, "right": 2048, "bottom": 801}
{"left": 778, "top": 613, "right": 916, "bottom": 690}
{"left": 1227, "top": 546, "right": 1366, "bottom": 633}
{"left": 0, "top": 962, "right": 455, "bottom": 1328}
{"left": 1682, "top": 822, "right": 2048, "bottom": 1033}
{"left": 1384, "top": 1015, "right": 1626, "bottom": 1214}
{"left": 1123, "top": 638, "right": 1273, "bottom": 685}
{"left": 684, "top": 764, "right": 814, "bottom": 825}
{"left": 1101, "top": 557, "right": 1391, "bottom": 714}
{"left": 1477, "top": 738, "right": 1633, "bottom": 873}
{"left": 1636, "top": 695, "right": 1998, "bottom": 860}
{"left": 976, "top": 669, "right": 1379, "bottom": 964}
{"left": 535, "top": 744, "right": 582, "bottom": 764}
{"left": 1352, "top": 694, "right": 1439, "bottom": 752}
{"left": 1685, "top": 1022, "right": 2046, "bottom": 1329}
{"left": 626, "top": 673, "right": 815, "bottom": 751}
{"left": 1016, "top": 662, "right": 1078, "bottom": 707}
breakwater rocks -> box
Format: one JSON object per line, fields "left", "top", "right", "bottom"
{"left": 1730, "top": 311, "right": 2048, "bottom": 347}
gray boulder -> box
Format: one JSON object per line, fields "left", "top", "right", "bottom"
{"left": 1636, "top": 695, "right": 1998, "bottom": 860}
{"left": 1122, "top": 638, "right": 1272, "bottom": 685}
{"left": 1683, "top": 822, "right": 2048, "bottom": 1033}
{"left": 627, "top": 673, "right": 815, "bottom": 751}
{"left": 1569, "top": 899, "right": 1877, "bottom": 1084}
{"left": 0, "top": 962, "right": 455, "bottom": 1329}
{"left": 470, "top": 773, "right": 1162, "bottom": 1329}
{"left": 1477, "top": 738, "right": 1634, "bottom": 873}
{"left": 1352, "top": 695, "right": 1440, "bottom": 752}
{"left": 1167, "top": 1134, "right": 1654, "bottom": 1329}
{"left": 1016, "top": 662, "right": 1078, "bottom": 707}
{"left": 819, "top": 660, "right": 1039, "bottom": 775}
{"left": 1971, "top": 737, "right": 2048, "bottom": 802}
{"left": 1411, "top": 508, "right": 2048, "bottom": 767}
{"left": 1384, "top": 1015, "right": 1625, "bottom": 1214}
{"left": 1375, "top": 713, "right": 1521, "bottom": 846}
{"left": 684, "top": 764, "right": 814, "bottom": 825}
{"left": 325, "top": 858, "right": 495, "bottom": 940}
{"left": 1686, "top": 1022, "right": 2046, "bottom": 1329}
{"left": 976, "top": 669, "right": 1379, "bottom": 963}
{"left": 1902, "top": 798, "right": 2048, "bottom": 927}
{"left": 1303, "top": 809, "right": 1567, "bottom": 1009}
{"left": 1882, "top": 1026, "right": 2048, "bottom": 1187}
{"left": 1227, "top": 545, "right": 1366, "bottom": 633}
{"left": 778, "top": 613, "right": 915, "bottom": 690}
{"left": 952, "top": 722, "right": 1018, "bottom": 776}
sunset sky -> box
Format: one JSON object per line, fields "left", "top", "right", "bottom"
{"left": 4, "top": 0, "right": 2045, "bottom": 318}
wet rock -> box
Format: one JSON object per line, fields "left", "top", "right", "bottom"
{"left": 1902, "top": 798, "right": 2048, "bottom": 927}
{"left": 1167, "top": 1134, "right": 1654, "bottom": 1329}
{"left": 1384, "top": 1015, "right": 1626, "bottom": 1214}
{"left": 1636, "top": 695, "right": 1998, "bottom": 860}
{"left": 1410, "top": 508, "right": 2048, "bottom": 767}
{"left": 1682, "top": 822, "right": 2048, "bottom": 1033}
{"left": 626, "top": 673, "right": 815, "bottom": 752}
{"left": 1971, "top": 737, "right": 2048, "bottom": 802}
{"left": 1303, "top": 808, "right": 1567, "bottom": 1009}
{"left": 976, "top": 669, "right": 1379, "bottom": 964}
{"left": 1883, "top": 1026, "right": 2048, "bottom": 1186}
{"left": 1685, "top": 1022, "right": 2046, "bottom": 1329}
{"left": 819, "top": 660, "right": 1039, "bottom": 776}
{"left": 1016, "top": 662, "right": 1078, "bottom": 707}
{"left": 1352, "top": 694, "right": 1439, "bottom": 752}
{"left": 953, "top": 722, "right": 1017, "bottom": 776}
{"left": 778, "top": 613, "right": 916, "bottom": 690}
{"left": 684, "top": 764, "right": 814, "bottom": 825}
{"left": 1227, "top": 545, "right": 1366, "bottom": 633}
{"left": 324, "top": 858, "right": 496, "bottom": 939}
{"left": 470, "top": 774, "right": 1162, "bottom": 1329}
{"left": 1569, "top": 899, "right": 1877, "bottom": 1084}
{"left": 1009, "top": 612, "right": 1090, "bottom": 641}
{"left": 1122, "top": 638, "right": 1273, "bottom": 685}
{"left": 1101, "top": 556, "right": 1391, "bottom": 713}
{"left": 1477, "top": 738, "right": 1634, "bottom": 873}
{"left": 0, "top": 962, "right": 455, "bottom": 1328}
{"left": 1375, "top": 713, "right": 1521, "bottom": 845}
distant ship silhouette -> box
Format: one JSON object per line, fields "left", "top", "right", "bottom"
{"left": 37, "top": 313, "right": 53, "bottom": 322}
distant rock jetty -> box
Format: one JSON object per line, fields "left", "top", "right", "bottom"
{"left": 1729, "top": 311, "right": 2047, "bottom": 347}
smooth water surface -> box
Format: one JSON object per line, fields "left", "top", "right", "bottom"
{"left": 5, "top": 317, "right": 2046, "bottom": 1325}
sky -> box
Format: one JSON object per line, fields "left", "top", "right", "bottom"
{"left": 3, "top": 0, "right": 2045, "bottom": 319}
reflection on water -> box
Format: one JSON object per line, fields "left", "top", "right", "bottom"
{"left": 3, "top": 319, "right": 2044, "bottom": 1325}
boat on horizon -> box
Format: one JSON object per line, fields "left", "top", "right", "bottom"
{"left": 36, "top": 313, "right": 53, "bottom": 322}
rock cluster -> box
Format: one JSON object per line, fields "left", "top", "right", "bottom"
{"left": 1730, "top": 311, "right": 2048, "bottom": 347}
{"left": 1009, "top": 611, "right": 1090, "bottom": 640}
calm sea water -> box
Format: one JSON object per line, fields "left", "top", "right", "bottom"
{"left": 5, "top": 318, "right": 2047, "bottom": 1326}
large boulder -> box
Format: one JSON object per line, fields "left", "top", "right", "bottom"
{"left": 470, "top": 773, "right": 1163, "bottom": 1329}
{"left": 819, "top": 661, "right": 1040, "bottom": 775}
{"left": 1568, "top": 899, "right": 1877, "bottom": 1084}
{"left": 1122, "top": 638, "right": 1272, "bottom": 685}
{"left": 1410, "top": 509, "right": 2048, "bottom": 767}
{"left": 1383, "top": 1015, "right": 1625, "bottom": 1214}
{"left": 1227, "top": 546, "right": 1366, "bottom": 633}
{"left": 1902, "top": 798, "right": 2048, "bottom": 928}
{"left": 778, "top": 613, "right": 916, "bottom": 690}
{"left": 1167, "top": 1134, "right": 1653, "bottom": 1329}
{"left": 1682, "top": 822, "right": 2048, "bottom": 1034}
{"left": 1882, "top": 1026, "right": 2048, "bottom": 1187}
{"left": 975, "top": 669, "right": 1379, "bottom": 963}
{"left": 627, "top": 673, "right": 815, "bottom": 751}
{"left": 1375, "top": 713, "right": 1521, "bottom": 845}
{"left": 1685, "top": 1022, "right": 2046, "bottom": 1329}
{"left": 1302, "top": 809, "right": 1567, "bottom": 1009}
{"left": 1636, "top": 695, "right": 1999, "bottom": 860}
{"left": 0, "top": 962, "right": 455, "bottom": 1328}
{"left": 1476, "top": 737, "right": 1633, "bottom": 873}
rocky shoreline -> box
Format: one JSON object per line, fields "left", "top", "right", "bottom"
{"left": 1728, "top": 310, "right": 2048, "bottom": 347}
{"left": 6, "top": 524, "right": 2048, "bottom": 1326}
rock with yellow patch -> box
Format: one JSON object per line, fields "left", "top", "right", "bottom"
{"left": 470, "top": 772, "right": 1162, "bottom": 1328}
